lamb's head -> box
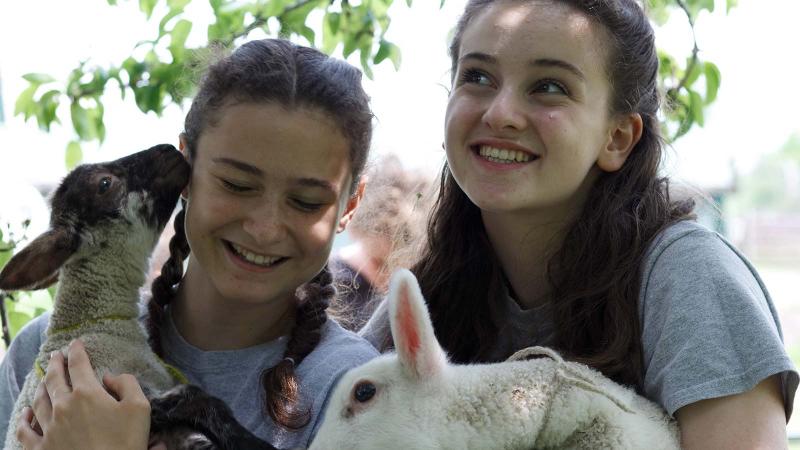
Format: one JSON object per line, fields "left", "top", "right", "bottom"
{"left": 0, "top": 144, "right": 189, "bottom": 291}
{"left": 310, "top": 269, "right": 450, "bottom": 450}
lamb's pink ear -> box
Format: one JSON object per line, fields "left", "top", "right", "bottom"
{"left": 0, "top": 228, "right": 75, "bottom": 291}
{"left": 388, "top": 269, "right": 447, "bottom": 380}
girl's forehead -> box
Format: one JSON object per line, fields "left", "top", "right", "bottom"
{"left": 460, "top": 1, "right": 610, "bottom": 71}
{"left": 197, "top": 102, "right": 353, "bottom": 187}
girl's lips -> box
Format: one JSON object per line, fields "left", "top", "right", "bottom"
{"left": 222, "top": 240, "right": 288, "bottom": 273}
{"left": 469, "top": 139, "right": 539, "bottom": 158}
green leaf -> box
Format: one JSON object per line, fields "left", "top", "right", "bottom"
{"left": 374, "top": 40, "right": 401, "bottom": 70}
{"left": 683, "top": 60, "right": 703, "bottom": 88}
{"left": 406, "top": 0, "right": 412, "bottom": 6}
{"left": 169, "top": 19, "right": 193, "bottom": 60}
{"left": 689, "top": 90, "right": 704, "bottom": 127}
{"left": 22, "top": 73, "right": 56, "bottom": 84}
{"left": 65, "top": 141, "right": 83, "bottom": 169}
{"left": 360, "top": 49, "right": 374, "bottom": 79}
{"left": 166, "top": 0, "right": 190, "bottom": 9}
{"left": 36, "top": 90, "right": 62, "bottom": 132}
{"left": 704, "top": 61, "right": 721, "bottom": 104}
{"left": 71, "top": 103, "right": 94, "bottom": 140}
{"left": 158, "top": 8, "right": 184, "bottom": 39}
{"left": 107, "top": 0, "right": 118, "bottom": 5}
{"left": 140, "top": 0, "right": 158, "bottom": 19}
{"left": 14, "top": 83, "right": 39, "bottom": 120}
{"left": 297, "top": 25, "right": 316, "bottom": 45}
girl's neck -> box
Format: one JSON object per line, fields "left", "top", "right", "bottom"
{"left": 170, "top": 262, "right": 296, "bottom": 351}
{"left": 481, "top": 206, "right": 575, "bottom": 310}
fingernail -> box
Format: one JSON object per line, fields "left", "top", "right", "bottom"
{"left": 50, "top": 351, "right": 58, "bottom": 360}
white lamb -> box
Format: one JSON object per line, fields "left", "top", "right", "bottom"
{"left": 0, "top": 145, "right": 273, "bottom": 450}
{"left": 310, "top": 269, "right": 680, "bottom": 450}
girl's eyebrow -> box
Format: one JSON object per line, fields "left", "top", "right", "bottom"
{"left": 531, "top": 58, "right": 585, "bottom": 81}
{"left": 213, "top": 157, "right": 337, "bottom": 193}
{"left": 459, "top": 52, "right": 585, "bottom": 81}
{"left": 212, "top": 157, "right": 263, "bottom": 176}
{"left": 294, "top": 177, "right": 337, "bottom": 194}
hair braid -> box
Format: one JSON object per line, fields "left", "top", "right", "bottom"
{"left": 147, "top": 200, "right": 190, "bottom": 357}
{"left": 260, "top": 265, "right": 335, "bottom": 429}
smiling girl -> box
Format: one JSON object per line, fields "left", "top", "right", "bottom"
{"left": 1, "top": 38, "right": 378, "bottom": 449}
{"left": 364, "top": 0, "right": 798, "bottom": 447}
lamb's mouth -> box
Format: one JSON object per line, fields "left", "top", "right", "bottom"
{"left": 473, "top": 145, "right": 538, "bottom": 164}
{"left": 225, "top": 241, "right": 288, "bottom": 268}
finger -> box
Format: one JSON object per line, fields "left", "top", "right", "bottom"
{"left": 31, "top": 381, "right": 53, "bottom": 432}
{"left": 16, "top": 407, "right": 43, "bottom": 448}
{"left": 66, "top": 339, "right": 100, "bottom": 393}
{"left": 103, "top": 373, "right": 146, "bottom": 403}
{"left": 43, "top": 350, "right": 71, "bottom": 401}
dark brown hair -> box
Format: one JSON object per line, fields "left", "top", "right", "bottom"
{"left": 147, "top": 38, "right": 372, "bottom": 429}
{"left": 412, "top": 0, "right": 694, "bottom": 390}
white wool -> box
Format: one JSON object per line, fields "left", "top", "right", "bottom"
{"left": 310, "top": 269, "right": 680, "bottom": 450}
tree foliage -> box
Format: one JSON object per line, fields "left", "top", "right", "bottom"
{"left": 12, "top": 0, "right": 736, "bottom": 169}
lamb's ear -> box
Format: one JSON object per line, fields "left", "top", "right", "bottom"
{"left": 388, "top": 269, "right": 447, "bottom": 380}
{"left": 0, "top": 228, "right": 76, "bottom": 291}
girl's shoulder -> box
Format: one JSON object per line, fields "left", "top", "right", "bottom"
{"left": 306, "top": 319, "right": 380, "bottom": 370}
{"left": 638, "top": 220, "right": 798, "bottom": 418}
{"left": 641, "top": 219, "right": 764, "bottom": 293}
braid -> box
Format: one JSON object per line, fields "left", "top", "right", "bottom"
{"left": 260, "top": 265, "right": 335, "bottom": 429}
{"left": 147, "top": 200, "right": 190, "bottom": 357}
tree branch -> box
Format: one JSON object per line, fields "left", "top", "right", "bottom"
{"left": 673, "top": 0, "right": 700, "bottom": 94}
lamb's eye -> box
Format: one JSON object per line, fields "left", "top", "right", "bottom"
{"left": 98, "top": 177, "right": 113, "bottom": 194}
{"left": 353, "top": 381, "right": 376, "bottom": 403}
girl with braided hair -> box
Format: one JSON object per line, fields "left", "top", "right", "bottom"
{"left": 1, "top": 37, "right": 378, "bottom": 449}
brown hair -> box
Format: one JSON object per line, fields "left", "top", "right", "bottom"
{"left": 147, "top": 38, "right": 372, "bottom": 429}
{"left": 412, "top": 0, "right": 694, "bottom": 390}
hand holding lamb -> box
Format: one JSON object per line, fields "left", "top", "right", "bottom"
{"left": 310, "top": 269, "right": 680, "bottom": 450}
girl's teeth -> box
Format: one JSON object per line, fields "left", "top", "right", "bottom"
{"left": 230, "top": 242, "right": 280, "bottom": 266}
{"left": 478, "top": 145, "right": 532, "bottom": 163}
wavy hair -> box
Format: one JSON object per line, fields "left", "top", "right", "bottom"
{"left": 412, "top": 0, "right": 694, "bottom": 390}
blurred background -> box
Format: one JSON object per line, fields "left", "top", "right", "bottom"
{"left": 1, "top": 0, "right": 798, "bottom": 440}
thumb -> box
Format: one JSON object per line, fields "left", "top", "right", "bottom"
{"left": 103, "top": 373, "right": 146, "bottom": 402}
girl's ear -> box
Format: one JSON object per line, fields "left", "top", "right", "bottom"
{"left": 388, "top": 269, "right": 447, "bottom": 380}
{"left": 336, "top": 175, "right": 367, "bottom": 233}
{"left": 597, "top": 112, "right": 643, "bottom": 172}
{"left": 178, "top": 134, "right": 191, "bottom": 200}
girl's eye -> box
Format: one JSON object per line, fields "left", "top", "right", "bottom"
{"left": 532, "top": 79, "right": 568, "bottom": 95}
{"left": 221, "top": 179, "right": 252, "bottom": 193}
{"left": 292, "top": 198, "right": 324, "bottom": 212}
{"left": 458, "top": 68, "right": 493, "bottom": 87}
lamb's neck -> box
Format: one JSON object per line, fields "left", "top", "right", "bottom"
{"left": 48, "top": 251, "right": 147, "bottom": 331}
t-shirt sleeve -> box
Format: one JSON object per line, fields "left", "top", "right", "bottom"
{"left": 639, "top": 228, "right": 798, "bottom": 419}
{"left": 0, "top": 312, "right": 49, "bottom": 440}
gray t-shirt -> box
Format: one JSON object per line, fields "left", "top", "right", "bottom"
{"left": 0, "top": 310, "right": 378, "bottom": 449}
{"left": 361, "top": 220, "right": 798, "bottom": 419}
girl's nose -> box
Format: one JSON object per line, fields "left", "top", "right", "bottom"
{"left": 482, "top": 88, "right": 527, "bottom": 132}
{"left": 241, "top": 201, "right": 287, "bottom": 245}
